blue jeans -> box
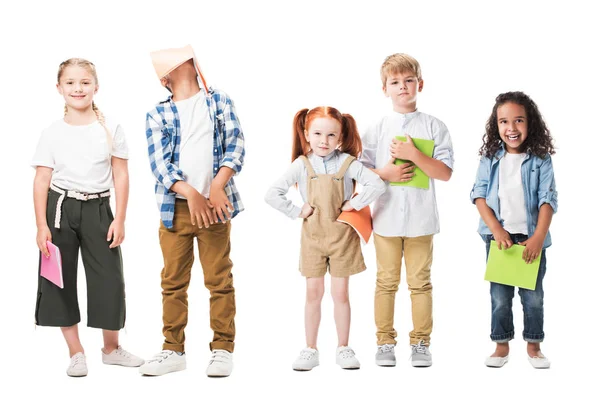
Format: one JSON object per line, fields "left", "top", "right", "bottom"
{"left": 484, "top": 234, "right": 547, "bottom": 343}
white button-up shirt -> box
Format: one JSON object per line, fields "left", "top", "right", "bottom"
{"left": 360, "top": 111, "right": 454, "bottom": 237}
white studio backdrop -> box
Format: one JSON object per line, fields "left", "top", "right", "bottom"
{"left": 1, "top": 0, "right": 597, "bottom": 399}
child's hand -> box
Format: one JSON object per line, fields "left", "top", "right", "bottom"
{"left": 36, "top": 225, "right": 52, "bottom": 257}
{"left": 518, "top": 235, "right": 543, "bottom": 264}
{"left": 187, "top": 190, "right": 215, "bottom": 228}
{"left": 299, "top": 203, "right": 314, "bottom": 219}
{"left": 107, "top": 219, "right": 125, "bottom": 249}
{"left": 381, "top": 158, "right": 415, "bottom": 182}
{"left": 340, "top": 200, "right": 354, "bottom": 212}
{"left": 209, "top": 182, "right": 233, "bottom": 223}
{"left": 390, "top": 135, "right": 419, "bottom": 161}
{"left": 491, "top": 228, "right": 513, "bottom": 250}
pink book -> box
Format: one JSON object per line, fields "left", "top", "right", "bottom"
{"left": 40, "top": 241, "right": 64, "bottom": 289}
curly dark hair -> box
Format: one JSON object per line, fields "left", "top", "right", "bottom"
{"left": 479, "top": 91, "right": 555, "bottom": 158}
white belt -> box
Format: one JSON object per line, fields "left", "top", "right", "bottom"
{"left": 50, "top": 184, "right": 111, "bottom": 229}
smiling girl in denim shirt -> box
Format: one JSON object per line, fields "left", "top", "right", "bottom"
{"left": 471, "top": 91, "right": 557, "bottom": 369}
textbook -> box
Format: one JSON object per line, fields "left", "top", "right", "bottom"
{"left": 337, "top": 205, "right": 373, "bottom": 245}
{"left": 40, "top": 241, "right": 64, "bottom": 289}
{"left": 391, "top": 136, "right": 435, "bottom": 189}
{"left": 484, "top": 241, "right": 541, "bottom": 290}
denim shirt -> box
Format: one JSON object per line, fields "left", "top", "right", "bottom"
{"left": 470, "top": 147, "right": 558, "bottom": 248}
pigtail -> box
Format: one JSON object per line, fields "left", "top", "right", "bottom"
{"left": 292, "top": 108, "right": 310, "bottom": 162}
{"left": 339, "top": 113, "right": 362, "bottom": 158}
{"left": 92, "top": 101, "right": 113, "bottom": 158}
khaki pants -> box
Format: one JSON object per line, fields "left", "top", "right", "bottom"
{"left": 159, "top": 199, "right": 235, "bottom": 353}
{"left": 374, "top": 234, "right": 433, "bottom": 346}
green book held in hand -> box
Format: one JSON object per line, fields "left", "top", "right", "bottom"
{"left": 391, "top": 136, "right": 435, "bottom": 189}
{"left": 485, "top": 241, "right": 541, "bottom": 290}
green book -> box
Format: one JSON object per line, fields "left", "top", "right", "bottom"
{"left": 390, "top": 136, "right": 435, "bottom": 189}
{"left": 484, "top": 241, "right": 541, "bottom": 290}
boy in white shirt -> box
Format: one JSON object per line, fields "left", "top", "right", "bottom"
{"left": 359, "top": 53, "right": 454, "bottom": 367}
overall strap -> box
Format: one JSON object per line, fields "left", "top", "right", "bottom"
{"left": 299, "top": 155, "right": 317, "bottom": 178}
{"left": 334, "top": 155, "right": 356, "bottom": 180}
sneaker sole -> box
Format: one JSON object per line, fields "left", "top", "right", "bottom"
{"left": 411, "top": 361, "right": 432, "bottom": 367}
{"left": 139, "top": 362, "right": 186, "bottom": 376}
{"left": 103, "top": 360, "right": 144, "bottom": 367}
{"left": 376, "top": 360, "right": 396, "bottom": 367}
{"left": 207, "top": 370, "right": 232, "bottom": 378}
{"left": 293, "top": 364, "right": 319, "bottom": 371}
{"left": 67, "top": 370, "right": 88, "bottom": 377}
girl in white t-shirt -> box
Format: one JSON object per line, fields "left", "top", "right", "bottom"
{"left": 31, "top": 58, "right": 143, "bottom": 376}
{"left": 471, "top": 91, "right": 558, "bottom": 369}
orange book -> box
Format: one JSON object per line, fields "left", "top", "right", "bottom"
{"left": 337, "top": 205, "right": 373, "bottom": 245}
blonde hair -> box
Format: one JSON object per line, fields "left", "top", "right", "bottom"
{"left": 380, "top": 53, "right": 422, "bottom": 86}
{"left": 58, "top": 58, "right": 112, "bottom": 155}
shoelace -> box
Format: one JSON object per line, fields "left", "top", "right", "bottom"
{"left": 378, "top": 344, "right": 395, "bottom": 354}
{"left": 299, "top": 349, "right": 316, "bottom": 360}
{"left": 338, "top": 348, "right": 356, "bottom": 359}
{"left": 411, "top": 340, "right": 428, "bottom": 355}
{"left": 209, "top": 350, "right": 231, "bottom": 364}
{"left": 114, "top": 347, "right": 133, "bottom": 359}
{"left": 70, "top": 354, "right": 85, "bottom": 367}
{"left": 148, "top": 350, "right": 174, "bottom": 363}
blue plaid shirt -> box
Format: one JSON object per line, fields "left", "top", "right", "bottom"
{"left": 145, "top": 87, "right": 245, "bottom": 228}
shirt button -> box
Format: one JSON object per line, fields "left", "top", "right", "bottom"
{"left": 214, "top": 149, "right": 217, "bottom": 153}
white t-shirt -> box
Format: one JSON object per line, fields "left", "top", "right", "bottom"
{"left": 498, "top": 152, "right": 528, "bottom": 234}
{"left": 31, "top": 118, "right": 128, "bottom": 193}
{"left": 175, "top": 90, "right": 214, "bottom": 199}
{"left": 360, "top": 111, "right": 454, "bottom": 237}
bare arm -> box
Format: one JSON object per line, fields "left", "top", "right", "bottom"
{"left": 107, "top": 157, "right": 129, "bottom": 248}
{"left": 34, "top": 167, "right": 53, "bottom": 256}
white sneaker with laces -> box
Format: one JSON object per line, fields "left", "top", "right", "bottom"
{"left": 102, "top": 346, "right": 144, "bottom": 367}
{"left": 206, "top": 349, "right": 233, "bottom": 377}
{"left": 336, "top": 346, "right": 360, "bottom": 369}
{"left": 292, "top": 348, "right": 319, "bottom": 371}
{"left": 138, "top": 350, "right": 186, "bottom": 376}
{"left": 67, "top": 352, "right": 88, "bottom": 377}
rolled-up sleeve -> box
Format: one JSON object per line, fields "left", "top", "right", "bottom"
{"left": 219, "top": 95, "right": 245, "bottom": 174}
{"left": 470, "top": 157, "right": 490, "bottom": 204}
{"left": 432, "top": 119, "right": 454, "bottom": 170}
{"left": 145, "top": 112, "right": 185, "bottom": 190}
{"left": 537, "top": 155, "right": 558, "bottom": 213}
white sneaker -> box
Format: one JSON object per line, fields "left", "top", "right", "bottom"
{"left": 102, "top": 346, "right": 144, "bottom": 367}
{"left": 139, "top": 350, "right": 186, "bottom": 376}
{"left": 206, "top": 350, "right": 233, "bottom": 377}
{"left": 292, "top": 348, "right": 319, "bottom": 371}
{"left": 67, "top": 352, "right": 88, "bottom": 377}
{"left": 528, "top": 353, "right": 551, "bottom": 369}
{"left": 336, "top": 346, "right": 360, "bottom": 369}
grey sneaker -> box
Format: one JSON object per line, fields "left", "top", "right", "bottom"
{"left": 410, "top": 340, "right": 432, "bottom": 367}
{"left": 376, "top": 344, "right": 396, "bottom": 367}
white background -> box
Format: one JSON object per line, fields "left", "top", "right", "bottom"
{"left": 1, "top": 0, "right": 598, "bottom": 399}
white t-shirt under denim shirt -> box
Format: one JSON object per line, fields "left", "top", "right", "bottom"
{"left": 498, "top": 152, "right": 528, "bottom": 234}
{"left": 265, "top": 150, "right": 386, "bottom": 219}
{"left": 31, "top": 118, "right": 128, "bottom": 193}
{"left": 174, "top": 90, "right": 214, "bottom": 199}
{"left": 360, "top": 111, "right": 454, "bottom": 237}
